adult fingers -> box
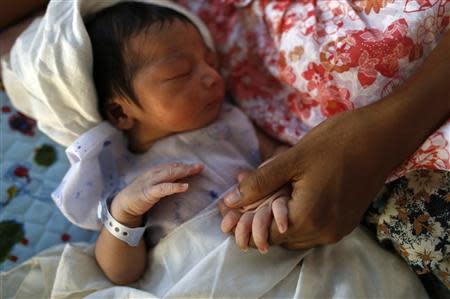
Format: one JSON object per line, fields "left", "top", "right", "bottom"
{"left": 281, "top": 238, "right": 324, "bottom": 250}
{"left": 151, "top": 163, "right": 204, "bottom": 184}
{"left": 252, "top": 205, "right": 272, "bottom": 254}
{"left": 224, "top": 150, "right": 294, "bottom": 208}
{"left": 234, "top": 212, "right": 254, "bottom": 251}
{"left": 237, "top": 170, "right": 252, "bottom": 183}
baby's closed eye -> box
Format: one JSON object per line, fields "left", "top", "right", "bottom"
{"left": 165, "top": 70, "right": 192, "bottom": 81}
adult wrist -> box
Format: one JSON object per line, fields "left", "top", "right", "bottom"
{"left": 356, "top": 32, "right": 450, "bottom": 176}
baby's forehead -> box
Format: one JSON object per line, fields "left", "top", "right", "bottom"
{"left": 126, "top": 20, "right": 205, "bottom": 69}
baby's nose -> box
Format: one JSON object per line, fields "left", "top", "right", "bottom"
{"left": 203, "top": 75, "right": 215, "bottom": 87}
{"left": 202, "top": 69, "right": 221, "bottom": 88}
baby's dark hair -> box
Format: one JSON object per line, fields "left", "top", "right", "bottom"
{"left": 85, "top": 2, "right": 191, "bottom": 119}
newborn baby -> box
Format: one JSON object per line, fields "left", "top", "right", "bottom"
{"left": 54, "top": 2, "right": 289, "bottom": 284}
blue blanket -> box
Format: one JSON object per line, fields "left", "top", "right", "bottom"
{"left": 0, "top": 90, "right": 97, "bottom": 271}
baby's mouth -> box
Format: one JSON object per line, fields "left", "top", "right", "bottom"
{"left": 205, "top": 101, "right": 219, "bottom": 110}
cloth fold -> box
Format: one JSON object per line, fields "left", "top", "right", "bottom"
{"left": 2, "top": 208, "right": 429, "bottom": 299}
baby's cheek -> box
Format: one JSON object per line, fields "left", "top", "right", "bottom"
{"left": 163, "top": 109, "right": 200, "bottom": 131}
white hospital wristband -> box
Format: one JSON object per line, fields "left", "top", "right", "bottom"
{"left": 97, "top": 198, "right": 146, "bottom": 247}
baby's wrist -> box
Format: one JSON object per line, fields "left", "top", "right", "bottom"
{"left": 110, "top": 197, "right": 144, "bottom": 228}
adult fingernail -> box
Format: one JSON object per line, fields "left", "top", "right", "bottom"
{"left": 259, "top": 247, "right": 268, "bottom": 254}
{"left": 225, "top": 189, "right": 241, "bottom": 206}
{"left": 280, "top": 224, "right": 287, "bottom": 233}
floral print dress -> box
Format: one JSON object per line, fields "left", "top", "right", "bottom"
{"left": 178, "top": 0, "right": 450, "bottom": 293}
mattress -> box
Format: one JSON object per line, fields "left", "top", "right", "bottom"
{"left": 0, "top": 89, "right": 97, "bottom": 271}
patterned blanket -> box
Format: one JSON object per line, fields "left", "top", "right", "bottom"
{"left": 0, "top": 88, "right": 96, "bottom": 271}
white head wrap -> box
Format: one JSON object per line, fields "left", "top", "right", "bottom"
{"left": 1, "top": 0, "right": 214, "bottom": 147}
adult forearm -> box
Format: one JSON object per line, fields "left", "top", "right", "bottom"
{"left": 0, "top": 0, "right": 48, "bottom": 30}
{"left": 361, "top": 31, "right": 450, "bottom": 175}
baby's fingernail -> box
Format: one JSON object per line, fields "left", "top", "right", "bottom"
{"left": 225, "top": 189, "right": 241, "bottom": 206}
{"left": 280, "top": 224, "right": 287, "bottom": 233}
{"left": 237, "top": 173, "right": 245, "bottom": 182}
{"left": 242, "top": 247, "right": 248, "bottom": 252}
{"left": 181, "top": 183, "right": 189, "bottom": 189}
{"left": 259, "top": 247, "right": 268, "bottom": 254}
{"left": 221, "top": 221, "right": 231, "bottom": 233}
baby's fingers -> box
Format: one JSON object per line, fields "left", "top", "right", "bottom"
{"left": 146, "top": 182, "right": 189, "bottom": 200}
{"left": 221, "top": 209, "right": 242, "bottom": 233}
{"left": 235, "top": 212, "right": 254, "bottom": 251}
{"left": 272, "top": 197, "right": 289, "bottom": 234}
{"left": 138, "top": 182, "right": 188, "bottom": 211}
{"left": 152, "top": 163, "right": 204, "bottom": 184}
{"left": 252, "top": 206, "right": 272, "bottom": 254}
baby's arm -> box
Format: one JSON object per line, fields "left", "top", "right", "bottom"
{"left": 95, "top": 201, "right": 147, "bottom": 285}
{"left": 95, "top": 163, "right": 203, "bottom": 284}
{"left": 254, "top": 124, "right": 289, "bottom": 161}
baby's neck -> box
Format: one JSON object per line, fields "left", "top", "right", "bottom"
{"left": 128, "top": 142, "right": 151, "bottom": 154}
{"left": 125, "top": 124, "right": 171, "bottom": 153}
{"left": 126, "top": 132, "right": 156, "bottom": 154}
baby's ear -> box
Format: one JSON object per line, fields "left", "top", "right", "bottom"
{"left": 105, "top": 98, "right": 135, "bottom": 130}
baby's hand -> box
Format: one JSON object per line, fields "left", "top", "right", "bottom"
{"left": 220, "top": 183, "right": 290, "bottom": 254}
{"left": 220, "top": 151, "right": 291, "bottom": 254}
{"left": 110, "top": 163, "right": 204, "bottom": 227}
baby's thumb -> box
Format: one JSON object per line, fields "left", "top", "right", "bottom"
{"left": 224, "top": 154, "right": 291, "bottom": 208}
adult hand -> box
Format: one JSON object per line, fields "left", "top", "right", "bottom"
{"left": 223, "top": 31, "right": 450, "bottom": 250}
{"left": 222, "top": 108, "right": 394, "bottom": 249}
{"left": 220, "top": 180, "right": 290, "bottom": 253}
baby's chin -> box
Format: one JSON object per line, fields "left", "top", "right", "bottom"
{"left": 179, "top": 98, "right": 224, "bottom": 132}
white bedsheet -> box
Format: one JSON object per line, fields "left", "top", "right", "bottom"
{"left": 2, "top": 206, "right": 428, "bottom": 299}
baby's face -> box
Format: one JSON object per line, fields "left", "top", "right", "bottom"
{"left": 129, "top": 20, "right": 225, "bottom": 140}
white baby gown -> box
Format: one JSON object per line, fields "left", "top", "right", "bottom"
{"left": 52, "top": 103, "right": 261, "bottom": 243}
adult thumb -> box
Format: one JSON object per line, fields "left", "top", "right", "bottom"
{"left": 224, "top": 151, "right": 293, "bottom": 208}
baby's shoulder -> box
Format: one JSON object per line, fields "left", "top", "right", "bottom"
{"left": 65, "top": 121, "right": 125, "bottom": 164}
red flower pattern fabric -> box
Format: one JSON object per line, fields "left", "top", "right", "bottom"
{"left": 178, "top": 0, "right": 450, "bottom": 180}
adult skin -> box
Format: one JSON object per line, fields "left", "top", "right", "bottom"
{"left": 221, "top": 31, "right": 450, "bottom": 250}
{"left": 0, "top": 0, "right": 47, "bottom": 29}
{"left": 0, "top": 0, "right": 47, "bottom": 79}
